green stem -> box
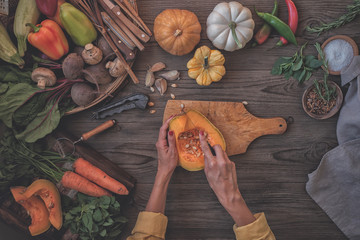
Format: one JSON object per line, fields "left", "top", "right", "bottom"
{"left": 203, "top": 56, "right": 209, "bottom": 69}
{"left": 26, "top": 23, "right": 41, "bottom": 33}
{"left": 228, "top": 21, "right": 242, "bottom": 49}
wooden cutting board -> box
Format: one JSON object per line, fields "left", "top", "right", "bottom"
{"left": 163, "top": 100, "right": 287, "bottom": 156}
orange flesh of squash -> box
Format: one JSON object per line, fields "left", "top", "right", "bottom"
{"left": 21, "top": 179, "right": 63, "bottom": 230}
{"left": 10, "top": 186, "right": 51, "bottom": 236}
{"left": 169, "top": 110, "right": 226, "bottom": 171}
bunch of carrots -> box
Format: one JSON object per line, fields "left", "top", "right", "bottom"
{"left": 61, "top": 158, "right": 129, "bottom": 197}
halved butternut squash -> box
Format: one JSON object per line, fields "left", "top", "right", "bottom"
{"left": 21, "top": 179, "right": 62, "bottom": 230}
{"left": 169, "top": 110, "right": 226, "bottom": 171}
{"left": 10, "top": 186, "right": 51, "bottom": 236}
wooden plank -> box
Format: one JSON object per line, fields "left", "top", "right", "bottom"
{"left": 36, "top": 0, "right": 355, "bottom": 239}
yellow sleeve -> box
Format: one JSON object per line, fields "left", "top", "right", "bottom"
{"left": 233, "top": 212, "right": 276, "bottom": 240}
{"left": 127, "top": 211, "right": 168, "bottom": 240}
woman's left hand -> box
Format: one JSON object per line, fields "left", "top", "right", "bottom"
{"left": 155, "top": 116, "right": 178, "bottom": 177}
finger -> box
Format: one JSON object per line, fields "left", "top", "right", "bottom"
{"left": 168, "top": 130, "right": 177, "bottom": 151}
{"left": 157, "top": 116, "right": 175, "bottom": 147}
{"left": 199, "top": 131, "right": 213, "bottom": 158}
{"left": 213, "top": 144, "right": 225, "bottom": 160}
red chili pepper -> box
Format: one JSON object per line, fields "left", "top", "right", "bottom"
{"left": 276, "top": 0, "right": 298, "bottom": 46}
{"left": 26, "top": 19, "right": 69, "bottom": 60}
{"left": 253, "top": 0, "right": 279, "bottom": 46}
{"left": 35, "top": 0, "right": 58, "bottom": 17}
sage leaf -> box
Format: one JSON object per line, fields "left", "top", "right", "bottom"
{"left": 309, "top": 59, "right": 323, "bottom": 69}
{"left": 292, "top": 58, "right": 303, "bottom": 71}
{"left": 299, "top": 69, "right": 307, "bottom": 83}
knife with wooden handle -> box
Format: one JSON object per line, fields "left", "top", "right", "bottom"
{"left": 113, "top": 0, "right": 152, "bottom": 37}
{"left": 100, "top": 0, "right": 150, "bottom": 43}
{"left": 101, "top": 11, "right": 135, "bottom": 50}
{"left": 106, "top": 28, "right": 135, "bottom": 61}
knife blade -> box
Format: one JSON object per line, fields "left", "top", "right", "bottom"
{"left": 106, "top": 28, "right": 135, "bottom": 61}
{"left": 92, "top": 93, "right": 149, "bottom": 119}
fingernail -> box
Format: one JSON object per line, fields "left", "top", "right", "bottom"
{"left": 169, "top": 130, "right": 174, "bottom": 136}
{"left": 200, "top": 131, "right": 204, "bottom": 136}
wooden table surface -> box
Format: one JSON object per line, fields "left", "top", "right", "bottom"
{"left": 62, "top": 0, "right": 355, "bottom": 239}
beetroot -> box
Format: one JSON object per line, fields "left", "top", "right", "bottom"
{"left": 71, "top": 83, "right": 96, "bottom": 106}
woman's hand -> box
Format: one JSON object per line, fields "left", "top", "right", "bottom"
{"left": 199, "top": 131, "right": 256, "bottom": 226}
{"left": 145, "top": 116, "right": 178, "bottom": 213}
{"left": 155, "top": 116, "right": 178, "bottom": 177}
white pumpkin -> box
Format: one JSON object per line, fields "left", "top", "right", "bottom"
{"left": 207, "top": 1, "right": 255, "bottom": 52}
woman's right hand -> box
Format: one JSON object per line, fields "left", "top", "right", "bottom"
{"left": 199, "top": 131, "right": 256, "bottom": 226}
{"left": 198, "top": 131, "right": 241, "bottom": 206}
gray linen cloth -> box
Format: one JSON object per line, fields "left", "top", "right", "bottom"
{"left": 306, "top": 56, "right": 360, "bottom": 240}
{"left": 337, "top": 55, "right": 360, "bottom": 144}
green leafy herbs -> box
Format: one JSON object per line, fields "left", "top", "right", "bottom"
{"left": 306, "top": 0, "right": 360, "bottom": 35}
{"left": 271, "top": 43, "right": 323, "bottom": 83}
{"left": 313, "top": 43, "right": 336, "bottom": 102}
{"left": 64, "top": 193, "right": 128, "bottom": 240}
{"left": 0, "top": 128, "right": 69, "bottom": 193}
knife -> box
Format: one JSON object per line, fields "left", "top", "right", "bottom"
{"left": 92, "top": 93, "right": 149, "bottom": 119}
{"left": 106, "top": 28, "right": 136, "bottom": 61}
{"left": 113, "top": 0, "right": 152, "bottom": 37}
{"left": 101, "top": 11, "right": 135, "bottom": 50}
{"left": 100, "top": 0, "right": 150, "bottom": 43}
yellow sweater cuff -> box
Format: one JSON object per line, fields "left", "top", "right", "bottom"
{"left": 233, "top": 212, "right": 276, "bottom": 240}
{"left": 131, "top": 211, "right": 168, "bottom": 239}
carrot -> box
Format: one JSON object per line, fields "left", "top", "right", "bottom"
{"left": 61, "top": 171, "right": 111, "bottom": 197}
{"left": 73, "top": 158, "right": 129, "bottom": 195}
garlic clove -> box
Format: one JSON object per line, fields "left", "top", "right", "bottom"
{"left": 145, "top": 70, "right": 155, "bottom": 87}
{"left": 149, "top": 62, "right": 166, "bottom": 72}
{"left": 159, "top": 70, "right": 180, "bottom": 81}
{"left": 155, "top": 78, "right": 167, "bottom": 95}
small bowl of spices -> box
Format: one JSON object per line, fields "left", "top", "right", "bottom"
{"left": 321, "top": 35, "right": 359, "bottom": 75}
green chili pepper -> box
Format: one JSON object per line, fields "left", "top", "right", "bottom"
{"left": 253, "top": 0, "right": 278, "bottom": 46}
{"left": 255, "top": 9, "right": 298, "bottom": 46}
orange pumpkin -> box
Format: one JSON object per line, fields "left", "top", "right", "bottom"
{"left": 169, "top": 110, "right": 226, "bottom": 171}
{"left": 154, "top": 9, "right": 201, "bottom": 56}
{"left": 21, "top": 179, "right": 63, "bottom": 230}
{"left": 10, "top": 186, "right": 51, "bottom": 236}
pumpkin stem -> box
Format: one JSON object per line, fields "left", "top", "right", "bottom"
{"left": 174, "top": 29, "right": 182, "bottom": 37}
{"left": 228, "top": 21, "right": 243, "bottom": 49}
{"left": 203, "top": 56, "right": 209, "bottom": 69}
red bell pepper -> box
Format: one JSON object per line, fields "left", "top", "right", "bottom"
{"left": 35, "top": 0, "right": 58, "bottom": 17}
{"left": 26, "top": 19, "right": 69, "bottom": 60}
{"left": 48, "top": 0, "right": 65, "bottom": 28}
{"left": 276, "top": 0, "right": 298, "bottom": 46}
